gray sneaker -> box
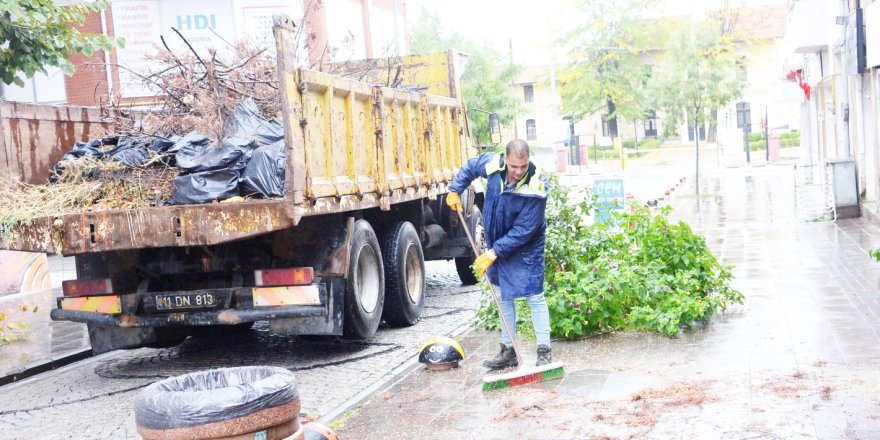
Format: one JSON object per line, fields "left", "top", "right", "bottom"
{"left": 483, "top": 343, "right": 518, "bottom": 370}
{"left": 536, "top": 345, "right": 552, "bottom": 366}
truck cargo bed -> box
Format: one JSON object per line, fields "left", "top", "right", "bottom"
{"left": 1, "top": 15, "right": 469, "bottom": 256}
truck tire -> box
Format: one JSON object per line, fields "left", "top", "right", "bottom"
{"left": 343, "top": 220, "right": 385, "bottom": 339}
{"left": 381, "top": 221, "right": 425, "bottom": 327}
{"left": 455, "top": 207, "right": 485, "bottom": 285}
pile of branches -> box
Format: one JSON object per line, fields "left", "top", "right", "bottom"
{"left": 108, "top": 29, "right": 282, "bottom": 140}
{"left": 102, "top": 25, "right": 413, "bottom": 140}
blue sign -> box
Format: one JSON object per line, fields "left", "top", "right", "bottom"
{"left": 594, "top": 178, "right": 625, "bottom": 224}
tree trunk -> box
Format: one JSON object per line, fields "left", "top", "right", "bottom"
{"left": 695, "top": 115, "right": 700, "bottom": 197}
{"left": 607, "top": 98, "right": 618, "bottom": 137}
{"left": 707, "top": 108, "right": 718, "bottom": 142}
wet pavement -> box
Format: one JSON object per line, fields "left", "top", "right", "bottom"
{"left": 0, "top": 256, "right": 89, "bottom": 385}
{"left": 0, "top": 261, "right": 481, "bottom": 439}
{"left": 336, "top": 158, "right": 880, "bottom": 439}
{"left": 2, "top": 148, "right": 879, "bottom": 438}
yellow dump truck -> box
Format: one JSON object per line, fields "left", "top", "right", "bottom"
{"left": 0, "top": 15, "right": 485, "bottom": 353}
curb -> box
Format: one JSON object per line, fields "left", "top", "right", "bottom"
{"left": 0, "top": 348, "right": 93, "bottom": 387}
{"left": 320, "top": 320, "right": 475, "bottom": 425}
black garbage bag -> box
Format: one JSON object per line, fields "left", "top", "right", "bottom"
{"left": 111, "top": 147, "right": 153, "bottom": 167}
{"left": 222, "top": 98, "right": 284, "bottom": 150}
{"left": 148, "top": 135, "right": 180, "bottom": 154}
{"left": 174, "top": 132, "right": 252, "bottom": 173}
{"left": 168, "top": 168, "right": 240, "bottom": 205}
{"left": 50, "top": 136, "right": 130, "bottom": 182}
{"left": 166, "top": 132, "right": 211, "bottom": 156}
{"left": 134, "top": 366, "right": 298, "bottom": 431}
{"left": 240, "top": 140, "right": 286, "bottom": 198}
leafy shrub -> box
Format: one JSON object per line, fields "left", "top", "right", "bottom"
{"left": 749, "top": 140, "right": 766, "bottom": 151}
{"left": 0, "top": 304, "right": 36, "bottom": 345}
{"left": 748, "top": 132, "right": 763, "bottom": 142}
{"left": 474, "top": 177, "right": 743, "bottom": 339}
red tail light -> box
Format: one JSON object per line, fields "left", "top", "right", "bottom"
{"left": 62, "top": 279, "right": 113, "bottom": 297}
{"left": 255, "top": 268, "right": 314, "bottom": 287}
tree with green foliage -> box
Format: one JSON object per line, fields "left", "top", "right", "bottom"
{"left": 650, "top": 13, "right": 745, "bottom": 195}
{"left": 0, "top": 0, "right": 124, "bottom": 87}
{"left": 409, "top": 10, "right": 518, "bottom": 146}
{"left": 557, "top": 0, "right": 666, "bottom": 136}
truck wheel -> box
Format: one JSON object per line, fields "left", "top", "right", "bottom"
{"left": 381, "top": 221, "right": 425, "bottom": 327}
{"left": 455, "top": 207, "right": 485, "bottom": 285}
{"left": 343, "top": 220, "right": 385, "bottom": 339}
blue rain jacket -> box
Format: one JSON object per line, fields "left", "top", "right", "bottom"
{"left": 449, "top": 152, "right": 549, "bottom": 300}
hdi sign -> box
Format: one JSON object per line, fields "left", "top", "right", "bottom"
{"left": 176, "top": 14, "right": 218, "bottom": 30}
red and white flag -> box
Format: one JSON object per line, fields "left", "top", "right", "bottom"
{"left": 787, "top": 70, "right": 811, "bottom": 101}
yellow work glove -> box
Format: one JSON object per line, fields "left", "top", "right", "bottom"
{"left": 474, "top": 250, "right": 497, "bottom": 277}
{"left": 446, "top": 191, "right": 463, "bottom": 212}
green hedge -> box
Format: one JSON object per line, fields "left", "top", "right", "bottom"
{"left": 639, "top": 138, "right": 662, "bottom": 150}
{"left": 622, "top": 138, "right": 662, "bottom": 150}
{"left": 779, "top": 131, "right": 799, "bottom": 148}
{"left": 745, "top": 131, "right": 799, "bottom": 149}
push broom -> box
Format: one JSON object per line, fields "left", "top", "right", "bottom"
{"left": 456, "top": 210, "right": 565, "bottom": 391}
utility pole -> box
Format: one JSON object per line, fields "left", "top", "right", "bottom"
{"left": 840, "top": 0, "right": 851, "bottom": 158}
{"left": 764, "top": 106, "right": 770, "bottom": 162}
{"left": 691, "top": 3, "right": 699, "bottom": 197}
{"left": 510, "top": 38, "right": 519, "bottom": 140}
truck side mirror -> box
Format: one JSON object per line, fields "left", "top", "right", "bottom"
{"left": 489, "top": 113, "right": 501, "bottom": 144}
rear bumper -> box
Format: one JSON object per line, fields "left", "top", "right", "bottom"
{"left": 50, "top": 305, "right": 327, "bottom": 328}
{"left": 50, "top": 283, "right": 331, "bottom": 328}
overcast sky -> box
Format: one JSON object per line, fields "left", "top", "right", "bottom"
{"left": 407, "top": 0, "right": 787, "bottom": 65}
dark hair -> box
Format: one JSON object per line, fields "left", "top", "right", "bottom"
{"left": 506, "top": 139, "right": 530, "bottom": 158}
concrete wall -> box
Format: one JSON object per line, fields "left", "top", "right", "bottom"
{"left": 0, "top": 102, "right": 115, "bottom": 184}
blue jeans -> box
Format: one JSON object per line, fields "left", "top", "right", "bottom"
{"left": 497, "top": 290, "right": 551, "bottom": 348}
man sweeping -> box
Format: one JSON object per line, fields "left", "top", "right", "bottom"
{"left": 447, "top": 139, "right": 552, "bottom": 370}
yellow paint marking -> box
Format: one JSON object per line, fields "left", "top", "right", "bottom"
{"left": 61, "top": 295, "right": 122, "bottom": 314}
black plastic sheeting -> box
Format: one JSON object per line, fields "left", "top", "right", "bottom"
{"left": 223, "top": 97, "right": 284, "bottom": 149}
{"left": 49, "top": 98, "right": 287, "bottom": 203}
{"left": 169, "top": 169, "right": 242, "bottom": 205}
{"left": 134, "top": 366, "right": 298, "bottom": 430}
{"left": 173, "top": 132, "right": 252, "bottom": 174}
{"left": 240, "top": 140, "right": 286, "bottom": 198}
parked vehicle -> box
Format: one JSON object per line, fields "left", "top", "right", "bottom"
{"left": 0, "top": 15, "right": 487, "bottom": 353}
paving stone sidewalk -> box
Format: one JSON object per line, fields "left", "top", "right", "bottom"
{"left": 336, "top": 164, "right": 880, "bottom": 439}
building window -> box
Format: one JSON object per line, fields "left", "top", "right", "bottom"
{"left": 523, "top": 84, "right": 534, "bottom": 103}
{"left": 644, "top": 110, "right": 658, "bottom": 137}
{"left": 526, "top": 119, "right": 537, "bottom": 141}
{"left": 601, "top": 114, "right": 618, "bottom": 137}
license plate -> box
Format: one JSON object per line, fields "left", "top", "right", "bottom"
{"left": 154, "top": 292, "right": 220, "bottom": 311}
